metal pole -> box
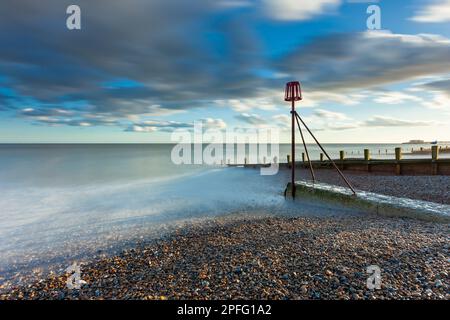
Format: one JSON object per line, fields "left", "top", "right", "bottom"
{"left": 295, "top": 113, "right": 316, "bottom": 182}
{"left": 295, "top": 112, "right": 356, "bottom": 195}
{"left": 291, "top": 86, "right": 296, "bottom": 197}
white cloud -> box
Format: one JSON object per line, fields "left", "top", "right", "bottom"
{"left": 327, "top": 123, "right": 359, "bottom": 130}
{"left": 273, "top": 112, "right": 437, "bottom": 132}
{"left": 215, "top": 98, "right": 277, "bottom": 112}
{"left": 262, "top": 0, "right": 341, "bottom": 21}
{"left": 273, "top": 109, "right": 355, "bottom": 131}
{"left": 373, "top": 91, "right": 423, "bottom": 105}
{"left": 363, "top": 116, "right": 435, "bottom": 127}
{"left": 302, "top": 91, "right": 364, "bottom": 107}
{"left": 313, "top": 109, "right": 349, "bottom": 120}
{"left": 21, "top": 108, "right": 74, "bottom": 117}
{"left": 126, "top": 118, "right": 227, "bottom": 133}
{"left": 273, "top": 114, "right": 290, "bottom": 124}
{"left": 411, "top": 78, "right": 450, "bottom": 110}
{"left": 235, "top": 113, "right": 267, "bottom": 125}
{"left": 128, "top": 125, "right": 157, "bottom": 133}
{"left": 422, "top": 91, "right": 450, "bottom": 110}
{"left": 202, "top": 118, "right": 228, "bottom": 129}
{"left": 411, "top": 0, "right": 450, "bottom": 23}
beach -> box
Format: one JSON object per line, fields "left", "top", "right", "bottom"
{"left": 0, "top": 145, "right": 449, "bottom": 300}
{"left": 2, "top": 214, "right": 448, "bottom": 300}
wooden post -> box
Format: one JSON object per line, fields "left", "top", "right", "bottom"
{"left": 244, "top": 157, "right": 247, "bottom": 165}
{"left": 395, "top": 147, "right": 402, "bottom": 175}
{"left": 364, "top": 149, "right": 370, "bottom": 161}
{"left": 339, "top": 150, "right": 345, "bottom": 170}
{"left": 432, "top": 146, "right": 439, "bottom": 160}
{"left": 364, "top": 149, "right": 371, "bottom": 172}
{"left": 287, "top": 154, "right": 291, "bottom": 168}
{"left": 302, "top": 153, "right": 305, "bottom": 163}
{"left": 395, "top": 147, "right": 402, "bottom": 161}
{"left": 432, "top": 146, "right": 439, "bottom": 175}
{"left": 320, "top": 153, "right": 324, "bottom": 162}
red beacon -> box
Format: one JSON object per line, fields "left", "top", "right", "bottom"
{"left": 283, "top": 80, "right": 356, "bottom": 199}
{"left": 284, "top": 81, "right": 302, "bottom": 102}
{"left": 285, "top": 81, "right": 302, "bottom": 198}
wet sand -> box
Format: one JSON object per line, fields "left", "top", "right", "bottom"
{"left": 1, "top": 215, "right": 448, "bottom": 300}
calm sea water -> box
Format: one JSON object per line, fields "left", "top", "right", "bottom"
{"left": 0, "top": 143, "right": 445, "bottom": 279}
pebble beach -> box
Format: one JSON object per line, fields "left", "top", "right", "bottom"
{"left": 1, "top": 169, "right": 449, "bottom": 300}
{"left": 1, "top": 214, "right": 448, "bottom": 300}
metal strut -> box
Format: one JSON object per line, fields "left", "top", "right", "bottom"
{"left": 292, "top": 111, "right": 316, "bottom": 183}
{"left": 294, "top": 111, "right": 357, "bottom": 196}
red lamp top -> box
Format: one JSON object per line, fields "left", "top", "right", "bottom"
{"left": 284, "top": 81, "right": 302, "bottom": 102}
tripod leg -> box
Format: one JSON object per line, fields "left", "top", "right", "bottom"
{"left": 295, "top": 112, "right": 357, "bottom": 195}
{"left": 294, "top": 112, "right": 316, "bottom": 182}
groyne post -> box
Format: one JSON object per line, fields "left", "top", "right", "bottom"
{"left": 287, "top": 154, "right": 291, "bottom": 168}
{"left": 339, "top": 150, "right": 345, "bottom": 170}
{"left": 302, "top": 152, "right": 305, "bottom": 163}
{"left": 364, "top": 149, "right": 370, "bottom": 161}
{"left": 395, "top": 147, "right": 402, "bottom": 175}
{"left": 320, "top": 153, "right": 324, "bottom": 162}
{"left": 432, "top": 146, "right": 439, "bottom": 175}
{"left": 364, "top": 149, "right": 371, "bottom": 172}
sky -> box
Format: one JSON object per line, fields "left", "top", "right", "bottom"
{"left": 1, "top": 0, "right": 450, "bottom": 143}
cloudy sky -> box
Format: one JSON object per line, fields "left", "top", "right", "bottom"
{"left": 1, "top": 0, "right": 450, "bottom": 143}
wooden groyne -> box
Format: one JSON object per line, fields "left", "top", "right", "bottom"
{"left": 409, "top": 145, "right": 450, "bottom": 155}
{"left": 228, "top": 146, "right": 450, "bottom": 176}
